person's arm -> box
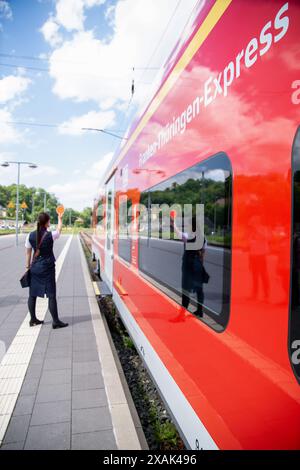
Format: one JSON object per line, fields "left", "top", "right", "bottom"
{"left": 52, "top": 214, "right": 63, "bottom": 242}
{"left": 170, "top": 217, "right": 188, "bottom": 241}
{"left": 57, "top": 214, "right": 63, "bottom": 234}
{"left": 26, "top": 248, "right": 32, "bottom": 270}
{"left": 199, "top": 238, "right": 207, "bottom": 261}
{"left": 25, "top": 234, "right": 33, "bottom": 269}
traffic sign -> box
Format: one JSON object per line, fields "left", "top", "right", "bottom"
{"left": 21, "top": 201, "right": 28, "bottom": 209}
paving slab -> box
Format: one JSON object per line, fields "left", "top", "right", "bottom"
{"left": 36, "top": 383, "right": 72, "bottom": 404}
{"left": 24, "top": 422, "right": 71, "bottom": 450}
{"left": 30, "top": 401, "right": 71, "bottom": 426}
{"left": 72, "top": 389, "right": 108, "bottom": 410}
{"left": 72, "top": 430, "right": 117, "bottom": 450}
{"left": 72, "top": 406, "right": 113, "bottom": 434}
{"left": 3, "top": 414, "right": 31, "bottom": 444}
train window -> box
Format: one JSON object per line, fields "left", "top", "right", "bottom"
{"left": 97, "top": 201, "right": 104, "bottom": 224}
{"left": 106, "top": 191, "right": 112, "bottom": 251}
{"left": 118, "top": 195, "right": 132, "bottom": 263}
{"left": 138, "top": 152, "right": 232, "bottom": 331}
{"left": 95, "top": 200, "right": 105, "bottom": 236}
{"left": 290, "top": 127, "right": 300, "bottom": 382}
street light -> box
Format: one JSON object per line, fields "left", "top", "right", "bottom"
{"left": 31, "top": 190, "right": 36, "bottom": 223}
{"left": 1, "top": 161, "right": 38, "bottom": 246}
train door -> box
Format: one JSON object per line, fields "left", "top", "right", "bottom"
{"left": 105, "top": 175, "right": 115, "bottom": 291}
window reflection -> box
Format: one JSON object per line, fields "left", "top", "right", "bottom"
{"left": 106, "top": 191, "right": 112, "bottom": 251}
{"left": 96, "top": 200, "right": 105, "bottom": 237}
{"left": 118, "top": 195, "right": 132, "bottom": 263}
{"left": 138, "top": 152, "right": 232, "bottom": 330}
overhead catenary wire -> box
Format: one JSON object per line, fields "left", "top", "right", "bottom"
{"left": 114, "top": 0, "right": 183, "bottom": 152}
{"left": 1, "top": 120, "right": 128, "bottom": 140}
{"left": 0, "top": 51, "right": 161, "bottom": 70}
{"left": 136, "top": 0, "right": 182, "bottom": 88}
{"left": 0, "top": 62, "right": 154, "bottom": 83}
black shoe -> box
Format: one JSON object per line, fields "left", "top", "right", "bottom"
{"left": 52, "top": 320, "right": 68, "bottom": 329}
{"left": 29, "top": 319, "right": 44, "bottom": 327}
{"left": 194, "top": 309, "right": 203, "bottom": 318}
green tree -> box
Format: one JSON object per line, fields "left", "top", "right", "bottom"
{"left": 0, "top": 184, "right": 93, "bottom": 229}
{"left": 81, "top": 207, "right": 92, "bottom": 228}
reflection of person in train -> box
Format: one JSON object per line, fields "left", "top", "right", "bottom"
{"left": 248, "top": 215, "right": 270, "bottom": 300}
{"left": 171, "top": 212, "right": 207, "bottom": 318}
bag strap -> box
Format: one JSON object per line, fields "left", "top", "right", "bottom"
{"left": 33, "top": 231, "right": 48, "bottom": 260}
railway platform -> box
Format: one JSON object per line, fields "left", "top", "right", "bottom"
{"left": 0, "top": 234, "right": 144, "bottom": 450}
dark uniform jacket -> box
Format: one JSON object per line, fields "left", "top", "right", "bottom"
{"left": 29, "top": 229, "right": 56, "bottom": 298}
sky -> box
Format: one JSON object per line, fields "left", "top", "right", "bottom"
{"left": 0, "top": 0, "right": 199, "bottom": 210}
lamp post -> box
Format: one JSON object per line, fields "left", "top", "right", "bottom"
{"left": 32, "top": 191, "right": 35, "bottom": 223}
{"left": 1, "top": 161, "right": 38, "bottom": 246}
{"left": 35, "top": 190, "right": 47, "bottom": 212}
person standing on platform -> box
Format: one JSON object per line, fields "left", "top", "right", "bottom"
{"left": 25, "top": 212, "right": 68, "bottom": 329}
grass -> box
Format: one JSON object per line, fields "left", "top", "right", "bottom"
{"left": 62, "top": 227, "right": 93, "bottom": 234}
{"left": 206, "top": 233, "right": 231, "bottom": 247}
{"left": 0, "top": 229, "right": 15, "bottom": 235}
{"left": 0, "top": 226, "right": 93, "bottom": 236}
{"left": 149, "top": 405, "right": 178, "bottom": 447}
{"left": 123, "top": 335, "right": 135, "bottom": 350}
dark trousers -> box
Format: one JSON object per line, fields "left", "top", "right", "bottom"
{"left": 182, "top": 288, "right": 204, "bottom": 314}
{"left": 28, "top": 295, "right": 59, "bottom": 323}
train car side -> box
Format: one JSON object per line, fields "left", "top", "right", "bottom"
{"left": 92, "top": 0, "right": 300, "bottom": 449}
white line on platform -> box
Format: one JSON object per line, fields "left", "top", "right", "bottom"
{"left": 0, "top": 235, "right": 73, "bottom": 446}
{"left": 78, "top": 236, "right": 141, "bottom": 450}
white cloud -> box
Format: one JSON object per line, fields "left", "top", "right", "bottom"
{"left": 26, "top": 165, "right": 59, "bottom": 178}
{"left": 40, "top": 0, "right": 106, "bottom": 45}
{"left": 45, "top": 0, "right": 199, "bottom": 111}
{"left": 40, "top": 16, "right": 62, "bottom": 47}
{"left": 56, "top": 0, "right": 105, "bottom": 31}
{"left": 48, "top": 152, "right": 113, "bottom": 209}
{"left": 0, "top": 74, "right": 32, "bottom": 145}
{"left": 58, "top": 109, "right": 115, "bottom": 135}
{"left": 0, "top": 1, "right": 12, "bottom": 20}
{"left": 0, "top": 74, "right": 31, "bottom": 104}
{"left": 86, "top": 151, "right": 113, "bottom": 177}
{"left": 56, "top": 0, "right": 85, "bottom": 31}
{"left": 0, "top": 158, "right": 59, "bottom": 187}
{"left": 0, "top": 109, "right": 23, "bottom": 144}
{"left": 49, "top": 179, "right": 97, "bottom": 209}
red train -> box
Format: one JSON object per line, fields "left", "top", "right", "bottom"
{"left": 92, "top": 0, "right": 300, "bottom": 449}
